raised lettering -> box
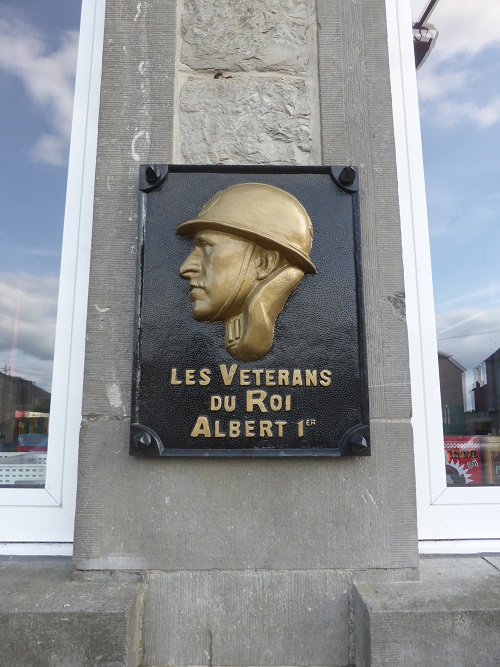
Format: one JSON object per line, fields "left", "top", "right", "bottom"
{"left": 229, "top": 421, "right": 241, "bottom": 437}
{"left": 275, "top": 421, "right": 287, "bottom": 437}
{"left": 259, "top": 421, "right": 272, "bottom": 436}
{"left": 269, "top": 394, "right": 282, "bottom": 411}
{"left": 245, "top": 420, "right": 255, "bottom": 437}
{"left": 278, "top": 369, "right": 289, "bottom": 386}
{"left": 191, "top": 416, "right": 211, "bottom": 437}
{"left": 319, "top": 370, "right": 332, "bottom": 387}
{"left": 170, "top": 368, "right": 182, "bottom": 385}
{"left": 214, "top": 420, "right": 226, "bottom": 437}
{"left": 305, "top": 369, "right": 317, "bottom": 386}
{"left": 265, "top": 369, "right": 276, "bottom": 386}
{"left": 199, "top": 368, "right": 211, "bottom": 386}
{"left": 220, "top": 363, "right": 238, "bottom": 386}
{"left": 246, "top": 390, "right": 268, "bottom": 412}
{"left": 224, "top": 395, "right": 236, "bottom": 412}
{"left": 210, "top": 395, "right": 222, "bottom": 411}
{"left": 252, "top": 369, "right": 264, "bottom": 385}
{"left": 239, "top": 369, "right": 250, "bottom": 385}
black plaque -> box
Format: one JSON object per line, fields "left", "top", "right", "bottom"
{"left": 131, "top": 165, "right": 369, "bottom": 457}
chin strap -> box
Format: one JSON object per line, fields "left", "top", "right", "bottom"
{"left": 210, "top": 243, "right": 256, "bottom": 322}
{"left": 225, "top": 265, "right": 304, "bottom": 362}
{"left": 225, "top": 314, "right": 243, "bottom": 349}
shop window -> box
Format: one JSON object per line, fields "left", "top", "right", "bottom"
{"left": 387, "top": 0, "right": 500, "bottom": 544}
{"left": 412, "top": 0, "right": 500, "bottom": 488}
{"left": 0, "top": 0, "right": 104, "bottom": 545}
{"left": 0, "top": 2, "right": 82, "bottom": 487}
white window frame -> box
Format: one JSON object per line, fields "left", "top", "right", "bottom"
{"left": 386, "top": 0, "right": 500, "bottom": 547}
{"left": 0, "top": 0, "right": 105, "bottom": 547}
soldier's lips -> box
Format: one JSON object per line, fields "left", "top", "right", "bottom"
{"left": 189, "top": 286, "right": 205, "bottom": 300}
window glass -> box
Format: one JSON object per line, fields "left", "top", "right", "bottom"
{"left": 0, "top": 1, "right": 81, "bottom": 487}
{"left": 412, "top": 0, "right": 500, "bottom": 486}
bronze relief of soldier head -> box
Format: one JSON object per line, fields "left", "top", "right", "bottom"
{"left": 177, "top": 183, "right": 317, "bottom": 362}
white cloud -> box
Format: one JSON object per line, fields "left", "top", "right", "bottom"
{"left": 0, "top": 16, "right": 78, "bottom": 166}
{"left": 31, "top": 134, "right": 70, "bottom": 167}
{"left": 436, "top": 96, "right": 500, "bottom": 129}
{"left": 0, "top": 272, "right": 58, "bottom": 364}
{"left": 436, "top": 305, "right": 500, "bottom": 370}
{"left": 416, "top": 68, "right": 469, "bottom": 103}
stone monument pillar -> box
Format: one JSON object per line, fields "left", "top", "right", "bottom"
{"left": 74, "top": 1, "right": 417, "bottom": 664}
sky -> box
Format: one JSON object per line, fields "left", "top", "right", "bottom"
{"left": 0, "top": 1, "right": 81, "bottom": 390}
{"left": 411, "top": 0, "right": 500, "bottom": 391}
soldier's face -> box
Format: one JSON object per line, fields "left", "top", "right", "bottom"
{"left": 179, "top": 230, "right": 257, "bottom": 321}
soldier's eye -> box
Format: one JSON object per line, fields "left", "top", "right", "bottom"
{"left": 198, "top": 238, "right": 215, "bottom": 249}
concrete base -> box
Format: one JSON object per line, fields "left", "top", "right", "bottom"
{"left": 2, "top": 556, "right": 500, "bottom": 666}
{"left": 140, "top": 568, "right": 417, "bottom": 667}
{"left": 0, "top": 558, "right": 142, "bottom": 667}
{"left": 354, "top": 555, "right": 500, "bottom": 667}
{"left": 142, "top": 570, "right": 350, "bottom": 667}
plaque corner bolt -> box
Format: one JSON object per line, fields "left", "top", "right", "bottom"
{"left": 339, "top": 166, "right": 357, "bottom": 187}
{"left": 349, "top": 434, "right": 369, "bottom": 455}
{"left": 130, "top": 423, "right": 164, "bottom": 456}
{"left": 339, "top": 424, "right": 370, "bottom": 456}
{"left": 145, "top": 165, "right": 161, "bottom": 185}
{"left": 329, "top": 165, "right": 359, "bottom": 193}
{"left": 139, "top": 164, "right": 169, "bottom": 193}
{"left": 138, "top": 431, "right": 152, "bottom": 448}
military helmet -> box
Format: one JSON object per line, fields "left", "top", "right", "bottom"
{"left": 176, "top": 183, "right": 317, "bottom": 274}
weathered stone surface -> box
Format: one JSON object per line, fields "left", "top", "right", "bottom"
{"left": 483, "top": 555, "right": 500, "bottom": 572}
{"left": 316, "top": 0, "right": 412, "bottom": 422}
{"left": 0, "top": 558, "right": 142, "bottom": 667}
{"left": 142, "top": 570, "right": 349, "bottom": 667}
{"left": 82, "top": 0, "right": 176, "bottom": 418}
{"left": 354, "top": 556, "right": 500, "bottom": 667}
{"left": 74, "top": 419, "right": 417, "bottom": 571}
{"left": 181, "top": 0, "right": 314, "bottom": 73}
{"left": 179, "top": 76, "right": 313, "bottom": 164}
{"left": 353, "top": 567, "right": 419, "bottom": 584}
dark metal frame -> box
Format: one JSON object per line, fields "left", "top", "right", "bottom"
{"left": 131, "top": 164, "right": 370, "bottom": 458}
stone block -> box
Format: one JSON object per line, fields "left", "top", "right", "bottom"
{"left": 142, "top": 569, "right": 349, "bottom": 666}
{"left": 74, "top": 419, "right": 417, "bottom": 571}
{"left": 316, "top": 0, "right": 412, "bottom": 423}
{"left": 179, "top": 77, "right": 314, "bottom": 165}
{"left": 0, "top": 558, "right": 142, "bottom": 667}
{"left": 82, "top": 0, "right": 177, "bottom": 418}
{"left": 354, "top": 556, "right": 500, "bottom": 667}
{"left": 181, "top": 0, "right": 315, "bottom": 74}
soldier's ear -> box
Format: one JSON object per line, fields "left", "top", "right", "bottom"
{"left": 256, "top": 250, "right": 282, "bottom": 280}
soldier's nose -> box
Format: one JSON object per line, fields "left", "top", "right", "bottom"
{"left": 179, "top": 250, "right": 200, "bottom": 279}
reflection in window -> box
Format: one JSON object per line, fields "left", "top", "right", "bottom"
{"left": 412, "top": 0, "right": 500, "bottom": 485}
{"left": 0, "top": 2, "right": 81, "bottom": 487}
